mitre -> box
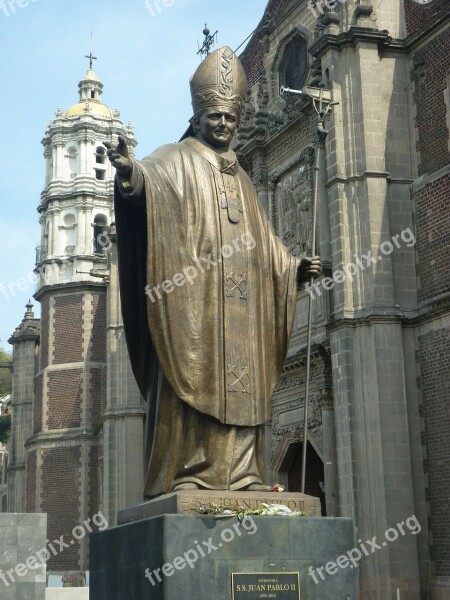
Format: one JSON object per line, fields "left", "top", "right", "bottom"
{"left": 190, "top": 46, "right": 248, "bottom": 116}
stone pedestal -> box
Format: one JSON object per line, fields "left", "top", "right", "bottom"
{"left": 429, "top": 577, "right": 450, "bottom": 600}
{"left": 90, "top": 513, "right": 357, "bottom": 599}
{"left": 0, "top": 513, "right": 47, "bottom": 600}
{"left": 45, "top": 591, "right": 89, "bottom": 600}
{"left": 117, "top": 490, "right": 321, "bottom": 524}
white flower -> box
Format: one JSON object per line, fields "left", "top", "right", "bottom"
{"left": 267, "top": 504, "right": 293, "bottom": 515}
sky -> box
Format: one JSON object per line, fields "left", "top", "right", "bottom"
{"left": 0, "top": 0, "right": 268, "bottom": 351}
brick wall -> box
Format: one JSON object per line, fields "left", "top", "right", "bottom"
{"left": 241, "top": 35, "right": 265, "bottom": 87}
{"left": 89, "top": 293, "right": 106, "bottom": 362}
{"left": 33, "top": 373, "right": 43, "bottom": 434}
{"left": 42, "top": 446, "right": 81, "bottom": 571}
{"left": 239, "top": 0, "right": 288, "bottom": 87}
{"left": 419, "top": 327, "right": 450, "bottom": 576}
{"left": 101, "top": 367, "right": 107, "bottom": 415}
{"left": 26, "top": 450, "right": 37, "bottom": 513}
{"left": 409, "top": 2, "right": 450, "bottom": 580}
{"left": 404, "top": 0, "right": 448, "bottom": 35}
{"left": 411, "top": 28, "right": 450, "bottom": 176}
{"left": 47, "top": 369, "right": 82, "bottom": 430}
{"left": 414, "top": 175, "right": 450, "bottom": 303}
{"left": 53, "top": 294, "right": 84, "bottom": 364}
{"left": 40, "top": 297, "right": 50, "bottom": 369}
{"left": 89, "top": 368, "right": 104, "bottom": 426}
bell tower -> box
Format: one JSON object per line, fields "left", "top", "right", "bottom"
{"left": 28, "top": 64, "right": 137, "bottom": 581}
{"left": 37, "top": 67, "right": 135, "bottom": 280}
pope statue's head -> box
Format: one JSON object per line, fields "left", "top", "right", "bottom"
{"left": 188, "top": 46, "right": 248, "bottom": 151}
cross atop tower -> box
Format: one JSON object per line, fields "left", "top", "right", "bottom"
{"left": 85, "top": 51, "right": 97, "bottom": 70}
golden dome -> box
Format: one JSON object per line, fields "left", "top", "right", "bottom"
{"left": 62, "top": 101, "right": 114, "bottom": 119}
{"left": 61, "top": 69, "right": 115, "bottom": 119}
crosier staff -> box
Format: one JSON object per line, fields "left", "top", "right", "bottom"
{"left": 281, "top": 86, "right": 337, "bottom": 494}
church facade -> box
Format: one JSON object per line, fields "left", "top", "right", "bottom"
{"left": 4, "top": 0, "right": 449, "bottom": 597}
{"left": 237, "top": 0, "right": 449, "bottom": 598}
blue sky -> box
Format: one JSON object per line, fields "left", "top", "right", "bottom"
{"left": 0, "top": 0, "right": 268, "bottom": 351}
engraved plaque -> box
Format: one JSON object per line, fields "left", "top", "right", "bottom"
{"left": 232, "top": 573, "right": 300, "bottom": 599}
{"left": 117, "top": 491, "right": 321, "bottom": 524}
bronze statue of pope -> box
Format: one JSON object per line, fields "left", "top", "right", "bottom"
{"left": 105, "top": 47, "right": 321, "bottom": 498}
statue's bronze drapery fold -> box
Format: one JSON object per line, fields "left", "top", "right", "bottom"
{"left": 111, "top": 47, "right": 311, "bottom": 498}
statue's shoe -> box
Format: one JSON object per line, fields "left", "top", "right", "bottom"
{"left": 172, "top": 483, "right": 199, "bottom": 491}
{"left": 243, "top": 483, "right": 273, "bottom": 492}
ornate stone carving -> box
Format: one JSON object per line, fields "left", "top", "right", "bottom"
{"left": 267, "top": 118, "right": 316, "bottom": 167}
{"left": 257, "top": 72, "right": 269, "bottom": 109}
{"left": 308, "top": 59, "right": 324, "bottom": 88}
{"left": 271, "top": 346, "right": 333, "bottom": 458}
{"left": 237, "top": 68, "right": 270, "bottom": 147}
{"left": 269, "top": 146, "right": 315, "bottom": 257}
{"left": 277, "top": 170, "right": 311, "bottom": 256}
{"left": 252, "top": 152, "right": 269, "bottom": 191}
{"left": 237, "top": 91, "right": 255, "bottom": 142}
{"left": 254, "top": 72, "right": 270, "bottom": 141}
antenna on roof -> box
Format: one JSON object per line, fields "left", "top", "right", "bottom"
{"left": 197, "top": 24, "right": 218, "bottom": 59}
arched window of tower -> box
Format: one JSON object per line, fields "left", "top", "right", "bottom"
{"left": 67, "top": 146, "right": 78, "bottom": 179}
{"left": 45, "top": 222, "right": 49, "bottom": 249}
{"left": 36, "top": 222, "right": 50, "bottom": 264}
{"left": 95, "top": 146, "right": 106, "bottom": 165}
{"left": 94, "top": 146, "right": 106, "bottom": 180}
{"left": 93, "top": 214, "right": 108, "bottom": 255}
{"left": 62, "top": 213, "right": 77, "bottom": 256}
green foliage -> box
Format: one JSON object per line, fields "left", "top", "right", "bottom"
{"left": 193, "top": 501, "right": 307, "bottom": 519}
{"left": 91, "top": 421, "right": 103, "bottom": 436}
{"left": 0, "top": 414, "right": 11, "bottom": 443}
{"left": 0, "top": 347, "right": 12, "bottom": 397}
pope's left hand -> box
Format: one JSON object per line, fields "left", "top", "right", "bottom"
{"left": 297, "top": 256, "right": 322, "bottom": 286}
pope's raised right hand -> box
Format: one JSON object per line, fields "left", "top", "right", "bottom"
{"left": 104, "top": 136, "right": 133, "bottom": 178}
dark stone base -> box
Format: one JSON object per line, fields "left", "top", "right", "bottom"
{"left": 90, "top": 514, "right": 357, "bottom": 599}
{"left": 430, "top": 577, "right": 450, "bottom": 600}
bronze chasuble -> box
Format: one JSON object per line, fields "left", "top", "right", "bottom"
{"left": 114, "top": 136, "right": 300, "bottom": 496}
{"left": 111, "top": 47, "right": 307, "bottom": 497}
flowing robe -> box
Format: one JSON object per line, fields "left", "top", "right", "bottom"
{"left": 114, "top": 137, "right": 301, "bottom": 497}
